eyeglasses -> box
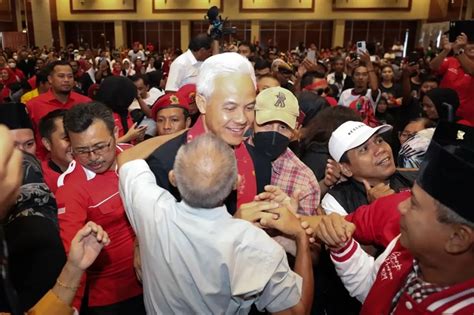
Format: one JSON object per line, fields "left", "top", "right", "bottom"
{"left": 72, "top": 138, "right": 113, "bottom": 157}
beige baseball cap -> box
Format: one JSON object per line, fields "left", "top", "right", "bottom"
{"left": 255, "top": 87, "right": 299, "bottom": 129}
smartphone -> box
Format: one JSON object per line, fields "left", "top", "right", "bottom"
{"left": 356, "top": 41, "right": 367, "bottom": 55}
{"left": 407, "top": 51, "right": 419, "bottom": 66}
{"left": 307, "top": 50, "right": 316, "bottom": 62}
{"left": 449, "top": 20, "right": 474, "bottom": 43}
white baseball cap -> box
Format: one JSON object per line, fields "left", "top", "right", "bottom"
{"left": 329, "top": 121, "right": 393, "bottom": 162}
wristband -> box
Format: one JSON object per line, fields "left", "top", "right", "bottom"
{"left": 56, "top": 279, "right": 80, "bottom": 291}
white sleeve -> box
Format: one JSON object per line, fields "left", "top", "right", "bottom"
{"left": 330, "top": 236, "right": 400, "bottom": 303}
{"left": 321, "top": 193, "right": 348, "bottom": 215}
{"left": 165, "top": 61, "right": 183, "bottom": 92}
{"left": 118, "top": 159, "right": 175, "bottom": 231}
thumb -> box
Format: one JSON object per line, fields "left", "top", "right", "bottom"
{"left": 362, "top": 179, "right": 372, "bottom": 192}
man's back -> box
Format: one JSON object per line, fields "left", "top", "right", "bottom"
{"left": 120, "top": 160, "right": 302, "bottom": 314}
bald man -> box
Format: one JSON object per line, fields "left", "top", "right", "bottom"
{"left": 118, "top": 133, "right": 313, "bottom": 314}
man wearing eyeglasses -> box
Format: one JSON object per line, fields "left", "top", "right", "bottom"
{"left": 55, "top": 102, "right": 145, "bottom": 314}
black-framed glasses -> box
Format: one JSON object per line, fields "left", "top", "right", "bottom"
{"left": 72, "top": 138, "right": 113, "bottom": 157}
{"left": 315, "top": 87, "right": 331, "bottom": 95}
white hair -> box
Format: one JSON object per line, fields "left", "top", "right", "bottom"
{"left": 196, "top": 52, "right": 256, "bottom": 99}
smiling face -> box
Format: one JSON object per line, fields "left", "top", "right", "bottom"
{"left": 342, "top": 134, "right": 396, "bottom": 185}
{"left": 196, "top": 73, "right": 256, "bottom": 146}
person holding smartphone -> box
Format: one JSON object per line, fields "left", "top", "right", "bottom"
{"left": 429, "top": 32, "right": 474, "bottom": 125}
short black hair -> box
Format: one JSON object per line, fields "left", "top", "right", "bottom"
{"left": 64, "top": 102, "right": 115, "bottom": 136}
{"left": 36, "top": 67, "right": 51, "bottom": 85}
{"left": 421, "top": 74, "right": 439, "bottom": 84}
{"left": 301, "top": 71, "right": 325, "bottom": 89}
{"left": 147, "top": 70, "right": 163, "bottom": 89}
{"left": 39, "top": 109, "right": 67, "bottom": 140}
{"left": 49, "top": 60, "right": 73, "bottom": 74}
{"left": 129, "top": 74, "right": 148, "bottom": 86}
{"left": 254, "top": 58, "right": 271, "bottom": 71}
{"left": 238, "top": 41, "right": 256, "bottom": 53}
{"left": 188, "top": 33, "right": 213, "bottom": 52}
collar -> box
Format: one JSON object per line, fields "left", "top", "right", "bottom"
{"left": 45, "top": 89, "right": 74, "bottom": 103}
{"left": 178, "top": 200, "right": 230, "bottom": 220}
{"left": 185, "top": 49, "right": 199, "bottom": 66}
{"left": 48, "top": 160, "right": 63, "bottom": 174}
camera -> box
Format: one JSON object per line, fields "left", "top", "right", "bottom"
{"left": 205, "top": 6, "right": 236, "bottom": 40}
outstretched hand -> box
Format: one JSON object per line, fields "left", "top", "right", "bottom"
{"left": 313, "top": 213, "right": 355, "bottom": 249}
{"left": 254, "top": 185, "right": 302, "bottom": 213}
{"left": 68, "top": 222, "right": 110, "bottom": 271}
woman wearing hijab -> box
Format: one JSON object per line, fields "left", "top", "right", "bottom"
{"left": 1, "top": 153, "right": 66, "bottom": 313}
{"left": 422, "top": 87, "right": 460, "bottom": 123}
{"left": 94, "top": 76, "right": 147, "bottom": 143}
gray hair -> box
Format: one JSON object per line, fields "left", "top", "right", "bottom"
{"left": 436, "top": 201, "right": 474, "bottom": 229}
{"left": 196, "top": 52, "right": 256, "bottom": 99}
{"left": 173, "top": 133, "right": 237, "bottom": 209}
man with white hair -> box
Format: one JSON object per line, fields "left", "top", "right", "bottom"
{"left": 146, "top": 52, "right": 275, "bottom": 217}
{"left": 118, "top": 133, "right": 313, "bottom": 314}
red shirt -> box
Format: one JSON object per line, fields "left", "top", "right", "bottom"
{"left": 112, "top": 112, "right": 134, "bottom": 138}
{"left": 438, "top": 57, "right": 474, "bottom": 124}
{"left": 41, "top": 159, "right": 63, "bottom": 194}
{"left": 55, "top": 145, "right": 142, "bottom": 308}
{"left": 26, "top": 90, "right": 91, "bottom": 160}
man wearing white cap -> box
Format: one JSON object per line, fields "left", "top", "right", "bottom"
{"left": 321, "top": 121, "right": 417, "bottom": 215}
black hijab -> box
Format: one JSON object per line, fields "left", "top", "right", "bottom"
{"left": 425, "top": 88, "right": 460, "bottom": 122}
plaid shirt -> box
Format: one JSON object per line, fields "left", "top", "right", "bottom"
{"left": 390, "top": 260, "right": 449, "bottom": 314}
{"left": 271, "top": 148, "right": 320, "bottom": 216}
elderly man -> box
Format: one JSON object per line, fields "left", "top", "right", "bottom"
{"left": 118, "top": 133, "right": 313, "bottom": 314}
{"left": 313, "top": 121, "right": 474, "bottom": 314}
{"left": 55, "top": 102, "right": 144, "bottom": 314}
{"left": 146, "top": 52, "right": 274, "bottom": 216}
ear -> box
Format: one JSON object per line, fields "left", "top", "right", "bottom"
{"left": 340, "top": 162, "right": 353, "bottom": 178}
{"left": 185, "top": 117, "right": 192, "bottom": 128}
{"left": 41, "top": 137, "right": 52, "bottom": 152}
{"left": 47, "top": 74, "right": 53, "bottom": 84}
{"left": 195, "top": 94, "right": 207, "bottom": 115}
{"left": 444, "top": 225, "right": 474, "bottom": 255}
{"left": 234, "top": 174, "right": 242, "bottom": 190}
{"left": 113, "top": 126, "right": 119, "bottom": 141}
{"left": 168, "top": 170, "right": 177, "bottom": 187}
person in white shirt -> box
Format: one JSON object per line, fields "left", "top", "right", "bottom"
{"left": 165, "top": 34, "right": 213, "bottom": 92}
{"left": 128, "top": 42, "right": 145, "bottom": 63}
{"left": 117, "top": 133, "right": 314, "bottom": 315}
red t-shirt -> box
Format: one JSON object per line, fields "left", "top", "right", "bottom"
{"left": 26, "top": 90, "right": 91, "bottom": 160}
{"left": 55, "top": 145, "right": 142, "bottom": 308}
{"left": 438, "top": 57, "right": 474, "bottom": 124}
{"left": 112, "top": 112, "right": 134, "bottom": 138}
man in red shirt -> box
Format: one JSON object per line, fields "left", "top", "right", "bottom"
{"left": 26, "top": 60, "right": 91, "bottom": 159}
{"left": 430, "top": 33, "right": 474, "bottom": 124}
{"left": 38, "top": 109, "right": 73, "bottom": 193}
{"left": 56, "top": 102, "right": 144, "bottom": 314}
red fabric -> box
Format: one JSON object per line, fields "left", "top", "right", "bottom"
{"left": 112, "top": 112, "right": 134, "bottom": 138}
{"left": 151, "top": 92, "right": 189, "bottom": 119}
{"left": 325, "top": 96, "right": 338, "bottom": 106}
{"left": 0, "top": 86, "right": 10, "bottom": 102}
{"left": 56, "top": 145, "right": 142, "bottom": 308}
{"left": 41, "top": 159, "right": 61, "bottom": 194}
{"left": 27, "top": 75, "right": 36, "bottom": 89}
{"left": 361, "top": 241, "right": 474, "bottom": 315}
{"left": 187, "top": 116, "right": 257, "bottom": 208}
{"left": 26, "top": 89, "right": 91, "bottom": 160}
{"left": 0, "top": 67, "right": 19, "bottom": 87}
{"left": 12, "top": 68, "right": 25, "bottom": 81}
{"left": 438, "top": 57, "right": 474, "bottom": 124}
{"left": 348, "top": 94, "right": 379, "bottom": 127}
{"left": 345, "top": 191, "right": 410, "bottom": 248}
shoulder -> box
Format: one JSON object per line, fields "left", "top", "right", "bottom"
{"left": 57, "top": 160, "right": 87, "bottom": 190}
{"left": 71, "top": 91, "right": 91, "bottom": 103}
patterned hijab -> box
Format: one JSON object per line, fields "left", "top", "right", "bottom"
{"left": 7, "top": 153, "right": 58, "bottom": 229}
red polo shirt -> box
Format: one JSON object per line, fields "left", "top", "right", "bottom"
{"left": 41, "top": 159, "right": 63, "bottom": 194}
{"left": 26, "top": 89, "right": 91, "bottom": 159}
{"left": 438, "top": 57, "right": 474, "bottom": 124}
{"left": 55, "top": 144, "right": 142, "bottom": 308}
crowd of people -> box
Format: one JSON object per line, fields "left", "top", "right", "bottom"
{"left": 0, "top": 28, "right": 472, "bottom": 315}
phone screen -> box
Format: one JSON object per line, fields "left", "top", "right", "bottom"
{"left": 307, "top": 50, "right": 316, "bottom": 62}
{"left": 356, "top": 41, "right": 367, "bottom": 55}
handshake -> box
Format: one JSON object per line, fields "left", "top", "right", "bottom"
{"left": 234, "top": 185, "right": 355, "bottom": 249}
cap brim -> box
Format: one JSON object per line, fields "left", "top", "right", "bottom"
{"left": 345, "top": 124, "right": 393, "bottom": 154}
{"left": 256, "top": 110, "right": 296, "bottom": 130}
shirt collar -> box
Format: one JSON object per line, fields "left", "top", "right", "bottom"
{"left": 178, "top": 200, "right": 231, "bottom": 220}
{"left": 185, "top": 49, "right": 199, "bottom": 66}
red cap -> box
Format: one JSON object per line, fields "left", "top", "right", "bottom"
{"left": 151, "top": 93, "right": 190, "bottom": 120}
{"left": 177, "top": 84, "right": 196, "bottom": 105}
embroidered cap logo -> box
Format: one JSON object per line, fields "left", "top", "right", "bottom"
{"left": 274, "top": 92, "right": 286, "bottom": 108}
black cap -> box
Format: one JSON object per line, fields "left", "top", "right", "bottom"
{"left": 417, "top": 121, "right": 474, "bottom": 222}
{"left": 0, "top": 102, "right": 33, "bottom": 130}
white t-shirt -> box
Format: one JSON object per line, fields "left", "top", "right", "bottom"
{"left": 338, "top": 88, "right": 381, "bottom": 110}
{"left": 165, "top": 49, "right": 202, "bottom": 92}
